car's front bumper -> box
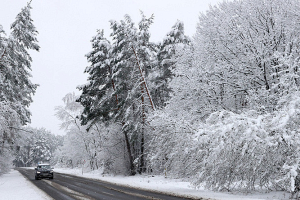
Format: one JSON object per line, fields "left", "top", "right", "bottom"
{"left": 36, "top": 172, "right": 53, "bottom": 178}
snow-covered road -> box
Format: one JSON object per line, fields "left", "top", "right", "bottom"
{"left": 17, "top": 167, "right": 194, "bottom": 200}
{"left": 0, "top": 168, "right": 292, "bottom": 200}
{"left": 53, "top": 168, "right": 291, "bottom": 200}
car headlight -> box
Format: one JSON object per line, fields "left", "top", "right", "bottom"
{"left": 37, "top": 171, "right": 40, "bottom": 174}
{"left": 50, "top": 170, "right": 53, "bottom": 173}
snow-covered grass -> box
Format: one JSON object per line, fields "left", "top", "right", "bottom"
{"left": 53, "top": 167, "right": 291, "bottom": 200}
{"left": 0, "top": 169, "right": 51, "bottom": 200}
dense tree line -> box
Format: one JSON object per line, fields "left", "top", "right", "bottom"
{"left": 54, "top": 0, "right": 300, "bottom": 193}
{"left": 14, "top": 127, "right": 63, "bottom": 167}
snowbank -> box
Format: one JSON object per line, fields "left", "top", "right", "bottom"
{"left": 0, "top": 169, "right": 51, "bottom": 200}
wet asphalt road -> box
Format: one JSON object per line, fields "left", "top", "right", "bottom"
{"left": 17, "top": 168, "right": 203, "bottom": 200}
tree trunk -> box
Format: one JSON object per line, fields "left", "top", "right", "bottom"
{"left": 123, "top": 129, "right": 135, "bottom": 175}
{"left": 131, "top": 46, "right": 155, "bottom": 111}
{"left": 108, "top": 65, "right": 119, "bottom": 107}
{"left": 263, "top": 62, "right": 270, "bottom": 90}
{"left": 140, "top": 80, "right": 146, "bottom": 173}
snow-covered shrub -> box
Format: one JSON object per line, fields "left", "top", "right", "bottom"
{"left": 193, "top": 110, "right": 274, "bottom": 191}
{"left": 192, "top": 92, "right": 300, "bottom": 191}
{"left": 148, "top": 111, "right": 199, "bottom": 179}
{"left": 149, "top": 90, "right": 300, "bottom": 192}
{"left": 55, "top": 131, "right": 87, "bottom": 169}
{"left": 99, "top": 124, "right": 130, "bottom": 175}
{"left": 0, "top": 149, "right": 13, "bottom": 175}
{"left": 0, "top": 102, "right": 20, "bottom": 174}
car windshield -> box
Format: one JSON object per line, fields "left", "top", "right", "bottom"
{"left": 38, "top": 165, "right": 51, "bottom": 169}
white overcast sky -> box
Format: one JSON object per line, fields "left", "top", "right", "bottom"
{"left": 1, "top": 0, "right": 221, "bottom": 135}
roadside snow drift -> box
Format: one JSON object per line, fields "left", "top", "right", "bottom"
{"left": 0, "top": 169, "right": 51, "bottom": 200}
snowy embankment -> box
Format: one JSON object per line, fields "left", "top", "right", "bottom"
{"left": 54, "top": 167, "right": 290, "bottom": 200}
{"left": 0, "top": 169, "right": 51, "bottom": 200}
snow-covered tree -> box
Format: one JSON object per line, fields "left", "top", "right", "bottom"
{"left": 13, "top": 127, "right": 62, "bottom": 167}
{"left": 55, "top": 93, "right": 94, "bottom": 168}
{"left": 190, "top": 0, "right": 300, "bottom": 112}
{"left": 77, "top": 30, "right": 115, "bottom": 127}
{"left": 153, "top": 20, "right": 190, "bottom": 108}
{"left": 56, "top": 93, "right": 128, "bottom": 173}
{"left": 0, "top": 2, "right": 39, "bottom": 174}
{"left": 78, "top": 13, "right": 157, "bottom": 174}
{"left": 2, "top": 2, "right": 39, "bottom": 124}
{"left": 147, "top": 0, "right": 300, "bottom": 193}
{"left": 30, "top": 128, "right": 56, "bottom": 164}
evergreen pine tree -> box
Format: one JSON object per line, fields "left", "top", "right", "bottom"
{"left": 134, "top": 12, "right": 156, "bottom": 173}
{"left": 0, "top": 2, "right": 39, "bottom": 174}
{"left": 78, "top": 14, "right": 157, "bottom": 175}
{"left": 154, "top": 21, "right": 190, "bottom": 108}
{"left": 2, "top": 2, "right": 39, "bottom": 124}
{"left": 109, "top": 15, "right": 139, "bottom": 174}
{"left": 77, "top": 30, "right": 114, "bottom": 127}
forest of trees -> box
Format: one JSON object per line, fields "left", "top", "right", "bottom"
{"left": 3, "top": 0, "right": 300, "bottom": 194}
{"left": 51, "top": 0, "right": 300, "bottom": 193}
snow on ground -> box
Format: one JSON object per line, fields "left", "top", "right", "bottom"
{"left": 0, "top": 169, "right": 51, "bottom": 200}
{"left": 54, "top": 167, "right": 291, "bottom": 200}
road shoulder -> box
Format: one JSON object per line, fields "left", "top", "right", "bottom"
{"left": 0, "top": 169, "right": 52, "bottom": 200}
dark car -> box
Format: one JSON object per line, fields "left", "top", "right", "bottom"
{"left": 34, "top": 164, "right": 54, "bottom": 180}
